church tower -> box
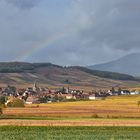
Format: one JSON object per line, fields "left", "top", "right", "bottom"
{"left": 33, "top": 81, "right": 39, "bottom": 92}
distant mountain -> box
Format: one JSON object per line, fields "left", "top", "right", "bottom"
{"left": 0, "top": 62, "right": 138, "bottom": 88}
{"left": 88, "top": 53, "right": 140, "bottom": 76}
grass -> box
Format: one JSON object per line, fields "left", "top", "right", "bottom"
{"left": 1, "top": 95, "right": 140, "bottom": 127}
{"left": 3, "top": 95, "right": 140, "bottom": 119}
{"left": 1, "top": 95, "right": 140, "bottom": 139}
{"left": 0, "top": 126, "right": 140, "bottom": 140}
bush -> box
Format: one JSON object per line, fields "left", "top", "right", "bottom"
{"left": 91, "top": 114, "right": 99, "bottom": 118}
{"left": 7, "top": 98, "right": 24, "bottom": 107}
{"left": 0, "top": 108, "right": 2, "bottom": 115}
{"left": 0, "top": 96, "right": 6, "bottom": 105}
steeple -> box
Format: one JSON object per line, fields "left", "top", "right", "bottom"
{"left": 33, "top": 81, "right": 38, "bottom": 92}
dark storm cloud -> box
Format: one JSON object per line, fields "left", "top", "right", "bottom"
{"left": 0, "top": 0, "right": 139, "bottom": 65}
{"left": 77, "top": 0, "right": 140, "bottom": 52}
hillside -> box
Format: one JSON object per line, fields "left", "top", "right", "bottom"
{"left": 88, "top": 53, "right": 140, "bottom": 76}
{"left": 0, "top": 62, "right": 139, "bottom": 89}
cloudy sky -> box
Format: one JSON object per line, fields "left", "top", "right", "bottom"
{"left": 0, "top": 0, "right": 140, "bottom": 66}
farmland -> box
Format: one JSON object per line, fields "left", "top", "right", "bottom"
{"left": 1, "top": 95, "right": 140, "bottom": 139}
{"left": 0, "top": 95, "right": 140, "bottom": 127}
{"left": 3, "top": 95, "right": 140, "bottom": 119}
{"left": 1, "top": 118, "right": 140, "bottom": 126}
{"left": 0, "top": 126, "right": 140, "bottom": 140}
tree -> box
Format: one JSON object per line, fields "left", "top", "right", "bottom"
{"left": 64, "top": 79, "right": 70, "bottom": 84}
{"left": 53, "top": 95, "right": 65, "bottom": 102}
{"left": 138, "top": 101, "right": 140, "bottom": 107}
{"left": 38, "top": 96, "right": 51, "bottom": 103}
{"left": 111, "top": 87, "right": 115, "bottom": 94}
{"left": 7, "top": 98, "right": 24, "bottom": 107}
{"left": 0, "top": 108, "right": 2, "bottom": 115}
{"left": 0, "top": 96, "right": 6, "bottom": 105}
{"left": 61, "top": 87, "right": 66, "bottom": 94}
{"left": 118, "top": 87, "right": 122, "bottom": 95}
{"left": 0, "top": 96, "right": 7, "bottom": 116}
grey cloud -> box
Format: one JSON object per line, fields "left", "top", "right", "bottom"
{"left": 4, "top": 0, "right": 42, "bottom": 9}
{"left": 0, "top": 0, "right": 139, "bottom": 65}
{"left": 77, "top": 0, "right": 140, "bottom": 52}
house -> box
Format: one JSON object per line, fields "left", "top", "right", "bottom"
{"left": 61, "top": 94, "right": 76, "bottom": 100}
{"left": 130, "top": 90, "right": 139, "bottom": 95}
{"left": 121, "top": 90, "right": 130, "bottom": 95}
{"left": 81, "top": 93, "right": 89, "bottom": 99}
{"left": 2, "top": 85, "right": 17, "bottom": 96}
{"left": 26, "top": 96, "right": 40, "bottom": 104}
{"left": 89, "top": 94, "right": 96, "bottom": 100}
{"left": 89, "top": 93, "right": 106, "bottom": 100}
{"left": 66, "top": 94, "right": 73, "bottom": 99}
{"left": 108, "top": 90, "right": 120, "bottom": 96}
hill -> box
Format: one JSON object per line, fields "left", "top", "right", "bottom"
{"left": 88, "top": 53, "right": 140, "bottom": 76}
{"left": 0, "top": 62, "right": 139, "bottom": 89}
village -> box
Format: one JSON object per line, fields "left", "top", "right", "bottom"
{"left": 0, "top": 82, "right": 139, "bottom": 106}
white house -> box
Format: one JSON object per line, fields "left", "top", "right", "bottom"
{"left": 130, "top": 90, "right": 139, "bottom": 95}
{"left": 121, "top": 90, "right": 130, "bottom": 95}
{"left": 66, "top": 94, "right": 73, "bottom": 99}
{"left": 26, "top": 96, "right": 39, "bottom": 104}
{"left": 89, "top": 94, "right": 96, "bottom": 100}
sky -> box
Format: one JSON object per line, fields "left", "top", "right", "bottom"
{"left": 0, "top": 0, "right": 140, "bottom": 66}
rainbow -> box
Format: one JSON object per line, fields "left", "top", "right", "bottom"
{"left": 17, "top": 26, "right": 76, "bottom": 61}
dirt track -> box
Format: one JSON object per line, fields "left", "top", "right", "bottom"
{"left": 0, "top": 119, "right": 140, "bottom": 126}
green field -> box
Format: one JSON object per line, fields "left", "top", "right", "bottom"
{"left": 0, "top": 126, "right": 139, "bottom": 140}
{"left": 1, "top": 95, "right": 140, "bottom": 139}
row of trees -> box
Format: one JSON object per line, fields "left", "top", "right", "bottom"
{"left": 0, "top": 96, "right": 6, "bottom": 115}
{"left": 38, "top": 95, "right": 65, "bottom": 103}
{"left": 0, "top": 96, "right": 25, "bottom": 116}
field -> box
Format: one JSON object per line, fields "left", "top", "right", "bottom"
{"left": 0, "top": 126, "right": 140, "bottom": 140}
{"left": 1, "top": 95, "right": 140, "bottom": 139}
{"left": 0, "top": 95, "right": 140, "bottom": 127}
{"left": 3, "top": 95, "right": 140, "bottom": 119}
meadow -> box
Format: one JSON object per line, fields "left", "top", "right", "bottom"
{"left": 0, "top": 95, "right": 140, "bottom": 127}
{"left": 0, "top": 126, "right": 140, "bottom": 140}
{"left": 1, "top": 95, "right": 140, "bottom": 140}
{"left": 3, "top": 95, "right": 140, "bottom": 119}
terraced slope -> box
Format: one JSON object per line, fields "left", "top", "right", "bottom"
{"left": 0, "top": 62, "right": 139, "bottom": 88}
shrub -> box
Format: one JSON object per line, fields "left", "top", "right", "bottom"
{"left": 91, "top": 114, "right": 99, "bottom": 118}
{"left": 137, "top": 101, "right": 140, "bottom": 106}
{"left": 0, "top": 96, "right": 6, "bottom": 105}
{"left": 7, "top": 98, "right": 24, "bottom": 107}
{"left": 0, "top": 108, "right": 2, "bottom": 115}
